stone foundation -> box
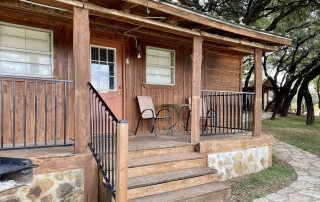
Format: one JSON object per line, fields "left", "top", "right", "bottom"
{"left": 0, "top": 169, "right": 84, "bottom": 202}
{"left": 208, "top": 146, "right": 270, "bottom": 181}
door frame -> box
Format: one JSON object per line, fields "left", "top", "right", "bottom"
{"left": 90, "top": 38, "right": 126, "bottom": 120}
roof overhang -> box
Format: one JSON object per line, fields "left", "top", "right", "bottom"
{"left": 10, "top": 0, "right": 292, "bottom": 52}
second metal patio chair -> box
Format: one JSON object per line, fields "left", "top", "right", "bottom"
{"left": 186, "top": 98, "right": 216, "bottom": 132}
{"left": 134, "top": 96, "right": 173, "bottom": 137}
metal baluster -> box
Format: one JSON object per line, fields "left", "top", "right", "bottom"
{"left": 24, "top": 79, "right": 27, "bottom": 147}
{"left": 13, "top": 78, "right": 16, "bottom": 148}
{"left": 34, "top": 80, "right": 38, "bottom": 146}
{"left": 1, "top": 77, "right": 3, "bottom": 148}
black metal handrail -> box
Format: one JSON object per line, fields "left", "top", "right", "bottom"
{"left": 201, "top": 90, "right": 255, "bottom": 135}
{"left": 0, "top": 75, "right": 74, "bottom": 150}
{"left": 87, "top": 82, "right": 118, "bottom": 200}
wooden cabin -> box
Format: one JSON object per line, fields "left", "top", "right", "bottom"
{"left": 244, "top": 78, "right": 276, "bottom": 111}
{"left": 0, "top": 0, "right": 291, "bottom": 201}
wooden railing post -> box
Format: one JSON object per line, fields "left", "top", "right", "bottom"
{"left": 73, "top": 7, "right": 90, "bottom": 154}
{"left": 253, "top": 48, "right": 262, "bottom": 137}
{"left": 190, "top": 36, "right": 203, "bottom": 143}
{"left": 116, "top": 120, "right": 129, "bottom": 202}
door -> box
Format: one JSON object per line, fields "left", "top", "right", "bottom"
{"left": 90, "top": 39, "right": 124, "bottom": 120}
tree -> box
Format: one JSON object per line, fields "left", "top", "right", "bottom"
{"left": 180, "top": 0, "right": 320, "bottom": 124}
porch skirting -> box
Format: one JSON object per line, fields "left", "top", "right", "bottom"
{"left": 199, "top": 135, "right": 273, "bottom": 181}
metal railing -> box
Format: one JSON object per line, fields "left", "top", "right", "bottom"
{"left": 88, "top": 82, "right": 118, "bottom": 200}
{"left": 201, "top": 90, "right": 255, "bottom": 135}
{"left": 0, "top": 75, "right": 74, "bottom": 150}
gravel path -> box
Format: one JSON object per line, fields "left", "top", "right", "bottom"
{"left": 253, "top": 139, "right": 320, "bottom": 202}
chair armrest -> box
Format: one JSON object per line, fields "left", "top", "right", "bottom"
{"left": 141, "top": 109, "right": 155, "bottom": 118}
{"left": 206, "top": 109, "right": 215, "bottom": 118}
{"left": 156, "top": 108, "right": 171, "bottom": 117}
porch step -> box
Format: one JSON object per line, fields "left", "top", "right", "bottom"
{"left": 128, "top": 152, "right": 206, "bottom": 177}
{"left": 128, "top": 182, "right": 231, "bottom": 202}
{"left": 129, "top": 144, "right": 196, "bottom": 158}
{"left": 127, "top": 167, "right": 219, "bottom": 200}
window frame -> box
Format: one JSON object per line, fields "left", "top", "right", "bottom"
{"left": 145, "top": 46, "right": 175, "bottom": 86}
{"left": 90, "top": 44, "right": 117, "bottom": 92}
{"left": 0, "top": 21, "right": 54, "bottom": 78}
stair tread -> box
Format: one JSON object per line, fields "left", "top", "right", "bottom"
{"left": 129, "top": 152, "right": 205, "bottom": 168}
{"left": 128, "top": 182, "right": 230, "bottom": 202}
{"left": 128, "top": 167, "right": 216, "bottom": 189}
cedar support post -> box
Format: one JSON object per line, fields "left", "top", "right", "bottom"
{"left": 116, "top": 120, "right": 129, "bottom": 202}
{"left": 252, "top": 48, "right": 262, "bottom": 137}
{"left": 73, "top": 7, "right": 90, "bottom": 153}
{"left": 190, "top": 36, "right": 203, "bottom": 143}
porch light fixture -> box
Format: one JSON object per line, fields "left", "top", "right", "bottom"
{"left": 134, "top": 44, "right": 142, "bottom": 59}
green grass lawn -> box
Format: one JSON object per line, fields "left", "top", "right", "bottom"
{"left": 262, "top": 114, "right": 320, "bottom": 157}
{"left": 227, "top": 113, "right": 320, "bottom": 201}
{"left": 228, "top": 155, "right": 296, "bottom": 202}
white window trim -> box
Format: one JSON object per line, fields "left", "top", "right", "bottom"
{"left": 90, "top": 45, "right": 117, "bottom": 93}
{"left": 146, "top": 46, "right": 175, "bottom": 86}
{"left": 0, "top": 21, "right": 54, "bottom": 78}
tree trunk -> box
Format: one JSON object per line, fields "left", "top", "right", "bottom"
{"left": 271, "top": 91, "right": 285, "bottom": 119}
{"left": 296, "top": 87, "right": 303, "bottom": 116}
{"left": 281, "top": 76, "right": 302, "bottom": 117}
{"left": 305, "top": 90, "right": 315, "bottom": 125}
{"left": 243, "top": 65, "right": 254, "bottom": 92}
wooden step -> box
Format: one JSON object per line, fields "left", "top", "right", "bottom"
{"left": 128, "top": 182, "right": 231, "bottom": 202}
{"left": 129, "top": 145, "right": 196, "bottom": 159}
{"left": 128, "top": 152, "right": 206, "bottom": 178}
{"left": 128, "top": 167, "right": 218, "bottom": 200}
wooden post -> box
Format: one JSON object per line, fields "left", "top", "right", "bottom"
{"left": 116, "top": 120, "right": 129, "bottom": 202}
{"left": 73, "top": 7, "right": 90, "bottom": 154}
{"left": 190, "top": 36, "right": 203, "bottom": 143}
{"left": 252, "top": 48, "right": 262, "bottom": 137}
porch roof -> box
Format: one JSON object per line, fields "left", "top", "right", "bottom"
{"left": 20, "top": 0, "right": 291, "bottom": 53}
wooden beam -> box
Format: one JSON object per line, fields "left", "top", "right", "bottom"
{"left": 252, "top": 48, "right": 262, "bottom": 137}
{"left": 190, "top": 36, "right": 203, "bottom": 143}
{"left": 28, "top": 0, "right": 281, "bottom": 51}
{"left": 200, "top": 31, "right": 277, "bottom": 52}
{"left": 73, "top": 7, "right": 91, "bottom": 154}
{"left": 126, "top": 0, "right": 292, "bottom": 46}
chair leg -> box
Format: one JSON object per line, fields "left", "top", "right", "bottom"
{"left": 167, "top": 118, "right": 173, "bottom": 136}
{"left": 186, "top": 110, "right": 191, "bottom": 132}
{"left": 151, "top": 117, "right": 157, "bottom": 137}
{"left": 134, "top": 117, "right": 142, "bottom": 135}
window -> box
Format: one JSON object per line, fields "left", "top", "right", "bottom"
{"left": 90, "top": 45, "right": 116, "bottom": 91}
{"left": 146, "top": 46, "right": 175, "bottom": 85}
{"left": 0, "top": 22, "right": 53, "bottom": 77}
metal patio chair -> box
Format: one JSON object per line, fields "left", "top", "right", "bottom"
{"left": 186, "top": 97, "right": 216, "bottom": 131}
{"left": 134, "top": 96, "right": 173, "bottom": 137}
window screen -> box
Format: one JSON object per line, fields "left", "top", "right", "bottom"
{"left": 146, "top": 46, "right": 175, "bottom": 85}
{"left": 0, "top": 22, "right": 53, "bottom": 77}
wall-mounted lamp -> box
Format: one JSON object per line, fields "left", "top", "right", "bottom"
{"left": 134, "top": 44, "right": 142, "bottom": 59}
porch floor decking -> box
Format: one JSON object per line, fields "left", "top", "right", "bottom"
{"left": 0, "top": 131, "right": 252, "bottom": 159}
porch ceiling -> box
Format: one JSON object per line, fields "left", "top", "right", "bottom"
{"left": 4, "top": 0, "right": 292, "bottom": 52}
{"left": 88, "top": 0, "right": 291, "bottom": 47}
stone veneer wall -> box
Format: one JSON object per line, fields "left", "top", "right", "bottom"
{"left": 0, "top": 168, "right": 84, "bottom": 202}
{"left": 208, "top": 146, "right": 270, "bottom": 181}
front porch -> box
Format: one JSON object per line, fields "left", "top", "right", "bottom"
{"left": 0, "top": 131, "right": 273, "bottom": 201}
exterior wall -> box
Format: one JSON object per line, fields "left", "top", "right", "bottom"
{"left": 0, "top": 9, "right": 75, "bottom": 143}
{"left": 0, "top": 169, "right": 84, "bottom": 202}
{"left": 126, "top": 37, "right": 243, "bottom": 134}
{"left": 208, "top": 146, "right": 270, "bottom": 181}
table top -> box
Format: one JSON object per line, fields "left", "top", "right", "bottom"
{"left": 163, "top": 104, "right": 190, "bottom": 107}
